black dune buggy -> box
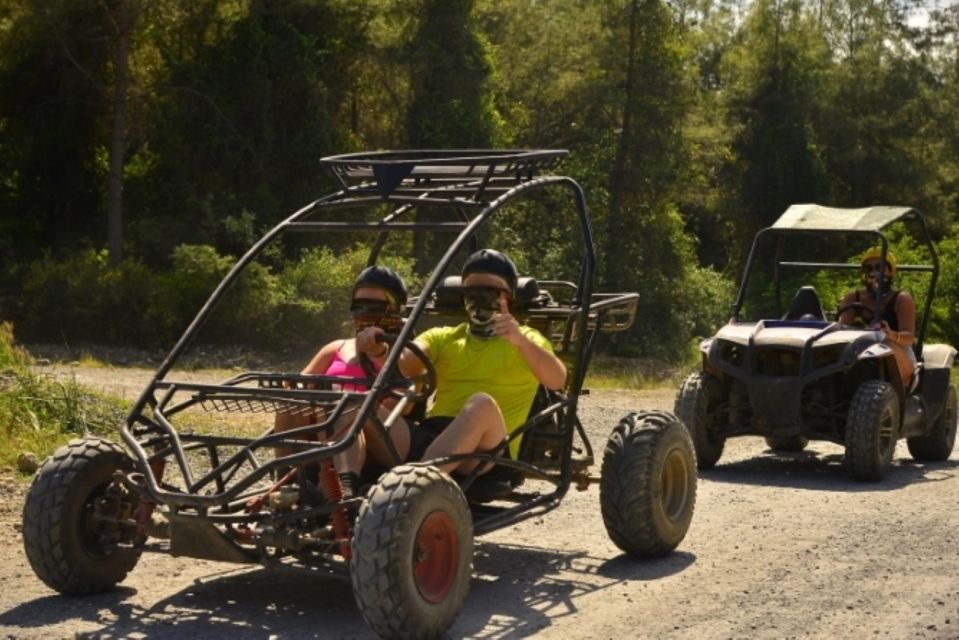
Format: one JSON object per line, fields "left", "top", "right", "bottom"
{"left": 677, "top": 204, "right": 957, "bottom": 481}
{"left": 22, "top": 150, "right": 697, "bottom": 639}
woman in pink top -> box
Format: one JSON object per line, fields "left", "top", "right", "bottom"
{"left": 273, "top": 266, "right": 411, "bottom": 496}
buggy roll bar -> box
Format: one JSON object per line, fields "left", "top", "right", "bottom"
{"left": 121, "top": 149, "right": 605, "bottom": 510}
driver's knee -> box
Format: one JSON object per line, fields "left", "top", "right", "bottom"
{"left": 461, "top": 392, "right": 500, "bottom": 419}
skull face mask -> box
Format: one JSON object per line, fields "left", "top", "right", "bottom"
{"left": 861, "top": 262, "right": 893, "bottom": 298}
{"left": 462, "top": 286, "right": 505, "bottom": 338}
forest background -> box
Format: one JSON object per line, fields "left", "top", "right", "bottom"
{"left": 1, "top": 0, "right": 958, "bottom": 363}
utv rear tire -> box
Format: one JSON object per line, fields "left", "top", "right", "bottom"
{"left": 351, "top": 464, "right": 472, "bottom": 640}
{"left": 22, "top": 437, "right": 141, "bottom": 595}
{"left": 764, "top": 435, "right": 809, "bottom": 452}
{"left": 600, "top": 411, "right": 697, "bottom": 557}
{"left": 845, "top": 381, "right": 899, "bottom": 481}
{"left": 675, "top": 372, "right": 726, "bottom": 469}
{"left": 907, "top": 385, "right": 957, "bottom": 461}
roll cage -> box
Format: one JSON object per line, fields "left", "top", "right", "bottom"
{"left": 120, "top": 149, "right": 638, "bottom": 538}
{"left": 731, "top": 204, "right": 940, "bottom": 358}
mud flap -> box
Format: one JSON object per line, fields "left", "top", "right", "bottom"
{"left": 919, "top": 367, "right": 952, "bottom": 425}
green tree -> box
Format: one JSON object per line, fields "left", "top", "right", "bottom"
{"left": 403, "top": 0, "right": 500, "bottom": 272}
{"left": 0, "top": 1, "right": 113, "bottom": 262}
{"left": 719, "top": 0, "right": 829, "bottom": 251}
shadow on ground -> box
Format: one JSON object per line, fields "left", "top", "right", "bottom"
{"left": 0, "top": 540, "right": 696, "bottom": 639}
{"left": 701, "top": 448, "right": 958, "bottom": 492}
{"left": 454, "top": 541, "right": 696, "bottom": 639}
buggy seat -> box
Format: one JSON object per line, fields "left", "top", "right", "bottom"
{"left": 433, "top": 274, "right": 551, "bottom": 313}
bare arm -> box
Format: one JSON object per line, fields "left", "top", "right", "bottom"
{"left": 838, "top": 290, "right": 859, "bottom": 325}
{"left": 883, "top": 291, "right": 916, "bottom": 347}
{"left": 494, "top": 299, "right": 567, "bottom": 390}
{"left": 355, "top": 326, "right": 428, "bottom": 378}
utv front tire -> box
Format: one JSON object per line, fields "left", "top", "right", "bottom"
{"left": 907, "top": 385, "right": 957, "bottom": 461}
{"left": 22, "top": 437, "right": 142, "bottom": 595}
{"left": 675, "top": 372, "right": 726, "bottom": 469}
{"left": 845, "top": 381, "right": 899, "bottom": 481}
{"left": 600, "top": 411, "right": 697, "bottom": 557}
{"left": 764, "top": 435, "right": 809, "bottom": 452}
{"left": 351, "top": 464, "right": 472, "bottom": 640}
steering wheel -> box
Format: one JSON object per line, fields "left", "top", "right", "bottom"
{"left": 835, "top": 302, "right": 874, "bottom": 328}
{"left": 359, "top": 333, "right": 436, "bottom": 403}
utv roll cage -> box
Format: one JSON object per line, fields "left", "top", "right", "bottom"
{"left": 731, "top": 204, "right": 939, "bottom": 357}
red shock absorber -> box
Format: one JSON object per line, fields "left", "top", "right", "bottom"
{"left": 134, "top": 459, "right": 166, "bottom": 543}
{"left": 318, "top": 461, "right": 352, "bottom": 560}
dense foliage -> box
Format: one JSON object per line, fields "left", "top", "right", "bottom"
{"left": 1, "top": 0, "right": 957, "bottom": 359}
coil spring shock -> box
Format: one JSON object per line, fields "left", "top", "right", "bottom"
{"left": 134, "top": 459, "right": 166, "bottom": 543}
{"left": 318, "top": 461, "right": 352, "bottom": 560}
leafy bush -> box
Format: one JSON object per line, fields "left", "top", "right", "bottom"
{"left": 17, "top": 250, "right": 158, "bottom": 345}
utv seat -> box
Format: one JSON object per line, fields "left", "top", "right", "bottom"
{"left": 783, "top": 286, "right": 825, "bottom": 321}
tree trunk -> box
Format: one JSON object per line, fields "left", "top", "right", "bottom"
{"left": 604, "top": 0, "right": 641, "bottom": 289}
{"left": 107, "top": 0, "right": 137, "bottom": 266}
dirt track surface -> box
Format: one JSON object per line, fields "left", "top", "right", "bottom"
{"left": 1, "top": 365, "right": 957, "bottom": 639}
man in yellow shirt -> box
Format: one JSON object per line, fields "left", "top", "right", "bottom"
{"left": 356, "top": 249, "right": 567, "bottom": 475}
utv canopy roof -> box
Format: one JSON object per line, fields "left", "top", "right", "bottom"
{"left": 772, "top": 204, "right": 918, "bottom": 232}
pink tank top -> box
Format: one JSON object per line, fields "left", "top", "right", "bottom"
{"left": 323, "top": 341, "right": 380, "bottom": 391}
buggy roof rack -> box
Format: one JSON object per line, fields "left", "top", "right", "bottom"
{"left": 772, "top": 204, "right": 918, "bottom": 232}
{"left": 320, "top": 149, "right": 567, "bottom": 202}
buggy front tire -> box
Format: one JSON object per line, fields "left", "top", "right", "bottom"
{"left": 675, "top": 372, "right": 726, "bottom": 469}
{"left": 22, "top": 436, "right": 142, "bottom": 595}
{"left": 351, "top": 464, "right": 472, "bottom": 640}
{"left": 845, "top": 381, "right": 899, "bottom": 481}
{"left": 600, "top": 411, "right": 697, "bottom": 557}
{"left": 907, "top": 385, "right": 957, "bottom": 461}
{"left": 764, "top": 435, "right": 809, "bottom": 452}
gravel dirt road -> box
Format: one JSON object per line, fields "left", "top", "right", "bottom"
{"left": 1, "top": 364, "right": 957, "bottom": 639}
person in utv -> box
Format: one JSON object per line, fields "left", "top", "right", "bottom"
{"left": 838, "top": 247, "right": 917, "bottom": 389}
{"left": 355, "top": 249, "right": 567, "bottom": 476}
{"left": 274, "top": 266, "right": 412, "bottom": 497}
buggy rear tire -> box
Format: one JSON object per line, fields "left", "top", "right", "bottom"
{"left": 764, "top": 435, "right": 809, "bottom": 452}
{"left": 907, "top": 385, "right": 957, "bottom": 461}
{"left": 600, "top": 411, "right": 697, "bottom": 557}
{"left": 675, "top": 372, "right": 726, "bottom": 469}
{"left": 351, "top": 464, "right": 472, "bottom": 640}
{"left": 22, "top": 436, "right": 141, "bottom": 595}
{"left": 845, "top": 381, "right": 899, "bottom": 481}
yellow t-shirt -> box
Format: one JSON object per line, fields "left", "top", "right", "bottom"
{"left": 416, "top": 322, "right": 553, "bottom": 458}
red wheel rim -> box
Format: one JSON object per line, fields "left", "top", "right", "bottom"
{"left": 413, "top": 510, "right": 458, "bottom": 603}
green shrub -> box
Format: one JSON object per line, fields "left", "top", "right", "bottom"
{"left": 0, "top": 324, "right": 127, "bottom": 471}
{"left": 17, "top": 250, "right": 159, "bottom": 345}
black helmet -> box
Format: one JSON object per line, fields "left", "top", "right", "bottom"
{"left": 461, "top": 249, "right": 518, "bottom": 295}
{"left": 352, "top": 266, "right": 407, "bottom": 307}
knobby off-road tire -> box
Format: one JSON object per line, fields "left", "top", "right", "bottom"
{"left": 764, "top": 435, "right": 809, "bottom": 452}
{"left": 907, "top": 384, "right": 957, "bottom": 461}
{"left": 22, "top": 436, "right": 141, "bottom": 595}
{"left": 845, "top": 380, "right": 900, "bottom": 481}
{"left": 351, "top": 464, "right": 472, "bottom": 640}
{"left": 600, "top": 411, "right": 697, "bottom": 557}
{"left": 675, "top": 372, "right": 726, "bottom": 469}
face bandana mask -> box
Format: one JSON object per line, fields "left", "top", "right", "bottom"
{"left": 462, "top": 286, "right": 506, "bottom": 338}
